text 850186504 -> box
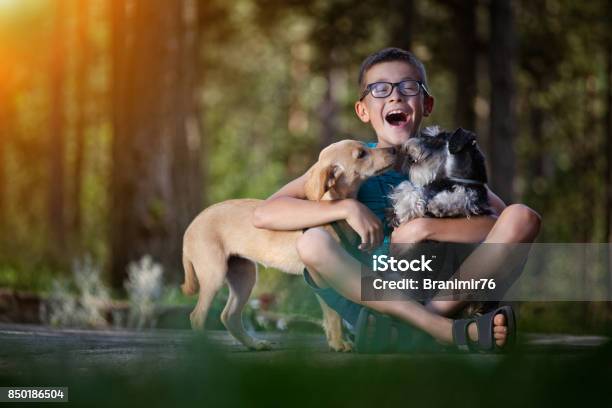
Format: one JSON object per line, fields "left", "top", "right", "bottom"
{"left": 1, "top": 387, "right": 68, "bottom": 402}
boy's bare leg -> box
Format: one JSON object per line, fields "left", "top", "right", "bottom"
{"left": 422, "top": 204, "right": 541, "bottom": 317}
{"left": 297, "top": 227, "right": 508, "bottom": 346}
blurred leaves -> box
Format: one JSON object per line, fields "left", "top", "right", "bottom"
{"left": 0, "top": 0, "right": 611, "bottom": 303}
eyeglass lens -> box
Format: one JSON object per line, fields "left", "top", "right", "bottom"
{"left": 370, "top": 81, "right": 421, "bottom": 97}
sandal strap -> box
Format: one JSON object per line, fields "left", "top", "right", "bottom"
{"left": 355, "top": 307, "right": 371, "bottom": 352}
{"left": 452, "top": 317, "right": 475, "bottom": 351}
{"left": 355, "top": 308, "right": 393, "bottom": 353}
{"left": 476, "top": 309, "right": 495, "bottom": 350}
{"left": 354, "top": 308, "right": 427, "bottom": 353}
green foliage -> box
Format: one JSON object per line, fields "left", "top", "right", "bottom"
{"left": 0, "top": 0, "right": 611, "bottom": 335}
{"left": 0, "top": 263, "right": 59, "bottom": 293}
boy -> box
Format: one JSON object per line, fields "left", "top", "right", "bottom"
{"left": 253, "top": 48, "right": 541, "bottom": 349}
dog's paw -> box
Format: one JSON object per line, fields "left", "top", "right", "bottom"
{"left": 189, "top": 313, "right": 205, "bottom": 331}
{"left": 328, "top": 339, "right": 353, "bottom": 352}
{"left": 386, "top": 214, "right": 401, "bottom": 229}
{"left": 249, "top": 339, "right": 273, "bottom": 351}
{"left": 415, "top": 199, "right": 427, "bottom": 216}
{"left": 384, "top": 208, "right": 399, "bottom": 228}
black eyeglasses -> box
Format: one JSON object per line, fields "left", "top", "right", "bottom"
{"left": 359, "top": 79, "right": 429, "bottom": 101}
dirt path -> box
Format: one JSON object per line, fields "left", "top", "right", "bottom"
{"left": 0, "top": 323, "right": 608, "bottom": 372}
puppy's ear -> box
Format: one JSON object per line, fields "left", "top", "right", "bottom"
{"left": 448, "top": 128, "right": 477, "bottom": 154}
{"left": 304, "top": 164, "right": 341, "bottom": 200}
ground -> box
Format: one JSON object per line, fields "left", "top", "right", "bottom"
{"left": 0, "top": 323, "right": 610, "bottom": 406}
{"left": 0, "top": 323, "right": 608, "bottom": 368}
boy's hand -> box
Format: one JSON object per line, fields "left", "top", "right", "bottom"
{"left": 390, "top": 218, "right": 431, "bottom": 244}
{"left": 342, "top": 199, "right": 383, "bottom": 251}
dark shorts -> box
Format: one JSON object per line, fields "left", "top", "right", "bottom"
{"left": 302, "top": 222, "right": 484, "bottom": 328}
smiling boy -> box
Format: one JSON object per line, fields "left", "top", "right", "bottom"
{"left": 253, "top": 48, "right": 541, "bottom": 350}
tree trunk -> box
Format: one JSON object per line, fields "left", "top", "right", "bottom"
{"left": 605, "top": 33, "right": 612, "bottom": 242}
{"left": 172, "top": 0, "right": 204, "bottom": 268}
{"left": 110, "top": 0, "right": 203, "bottom": 288}
{"left": 318, "top": 67, "right": 339, "bottom": 150}
{"left": 451, "top": 0, "right": 477, "bottom": 130}
{"left": 488, "top": 0, "right": 516, "bottom": 204}
{"left": 388, "top": 0, "right": 414, "bottom": 50}
{"left": 72, "top": 0, "right": 90, "bottom": 243}
{"left": 48, "top": 0, "right": 67, "bottom": 255}
{"left": 604, "top": 34, "right": 612, "bottom": 300}
{"left": 529, "top": 106, "right": 544, "bottom": 182}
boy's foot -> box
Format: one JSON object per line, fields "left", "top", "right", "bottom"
{"left": 468, "top": 312, "right": 507, "bottom": 347}
{"left": 355, "top": 306, "right": 514, "bottom": 353}
{"left": 452, "top": 306, "right": 516, "bottom": 352}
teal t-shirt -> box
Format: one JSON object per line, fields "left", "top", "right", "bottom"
{"left": 356, "top": 142, "right": 408, "bottom": 252}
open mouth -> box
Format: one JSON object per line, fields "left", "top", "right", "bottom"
{"left": 385, "top": 110, "right": 409, "bottom": 127}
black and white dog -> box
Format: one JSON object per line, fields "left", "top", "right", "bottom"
{"left": 389, "top": 127, "right": 492, "bottom": 226}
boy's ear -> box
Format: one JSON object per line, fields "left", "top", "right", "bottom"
{"left": 355, "top": 100, "right": 370, "bottom": 123}
{"left": 448, "top": 128, "right": 477, "bottom": 154}
{"left": 305, "top": 164, "right": 340, "bottom": 200}
{"left": 423, "top": 95, "right": 434, "bottom": 117}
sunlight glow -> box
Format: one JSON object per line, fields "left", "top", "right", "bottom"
{"left": 0, "top": 0, "right": 19, "bottom": 10}
{"left": 0, "top": 0, "right": 25, "bottom": 20}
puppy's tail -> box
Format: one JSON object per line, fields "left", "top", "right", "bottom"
{"left": 181, "top": 254, "right": 199, "bottom": 295}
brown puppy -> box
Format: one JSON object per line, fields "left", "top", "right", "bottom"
{"left": 182, "top": 140, "right": 396, "bottom": 351}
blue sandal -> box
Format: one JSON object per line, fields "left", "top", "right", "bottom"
{"left": 452, "top": 305, "right": 516, "bottom": 352}
{"left": 353, "top": 308, "right": 441, "bottom": 353}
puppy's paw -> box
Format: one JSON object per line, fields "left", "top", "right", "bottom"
{"left": 189, "top": 314, "right": 205, "bottom": 331}
{"left": 328, "top": 338, "right": 353, "bottom": 352}
{"left": 384, "top": 207, "right": 399, "bottom": 228}
{"left": 415, "top": 199, "right": 427, "bottom": 217}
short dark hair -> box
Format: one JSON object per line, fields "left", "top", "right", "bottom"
{"left": 358, "top": 47, "right": 428, "bottom": 92}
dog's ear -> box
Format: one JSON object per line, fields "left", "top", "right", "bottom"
{"left": 304, "top": 164, "right": 341, "bottom": 200}
{"left": 448, "top": 128, "right": 477, "bottom": 154}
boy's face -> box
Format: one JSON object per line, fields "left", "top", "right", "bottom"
{"left": 354, "top": 61, "right": 434, "bottom": 148}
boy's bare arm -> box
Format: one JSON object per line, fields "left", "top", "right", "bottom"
{"left": 252, "top": 173, "right": 343, "bottom": 230}
{"left": 392, "top": 188, "right": 506, "bottom": 244}
{"left": 252, "top": 173, "right": 384, "bottom": 249}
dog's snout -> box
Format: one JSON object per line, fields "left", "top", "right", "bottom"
{"left": 388, "top": 147, "right": 397, "bottom": 155}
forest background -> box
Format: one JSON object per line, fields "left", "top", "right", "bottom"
{"left": 1, "top": 0, "right": 611, "bottom": 333}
